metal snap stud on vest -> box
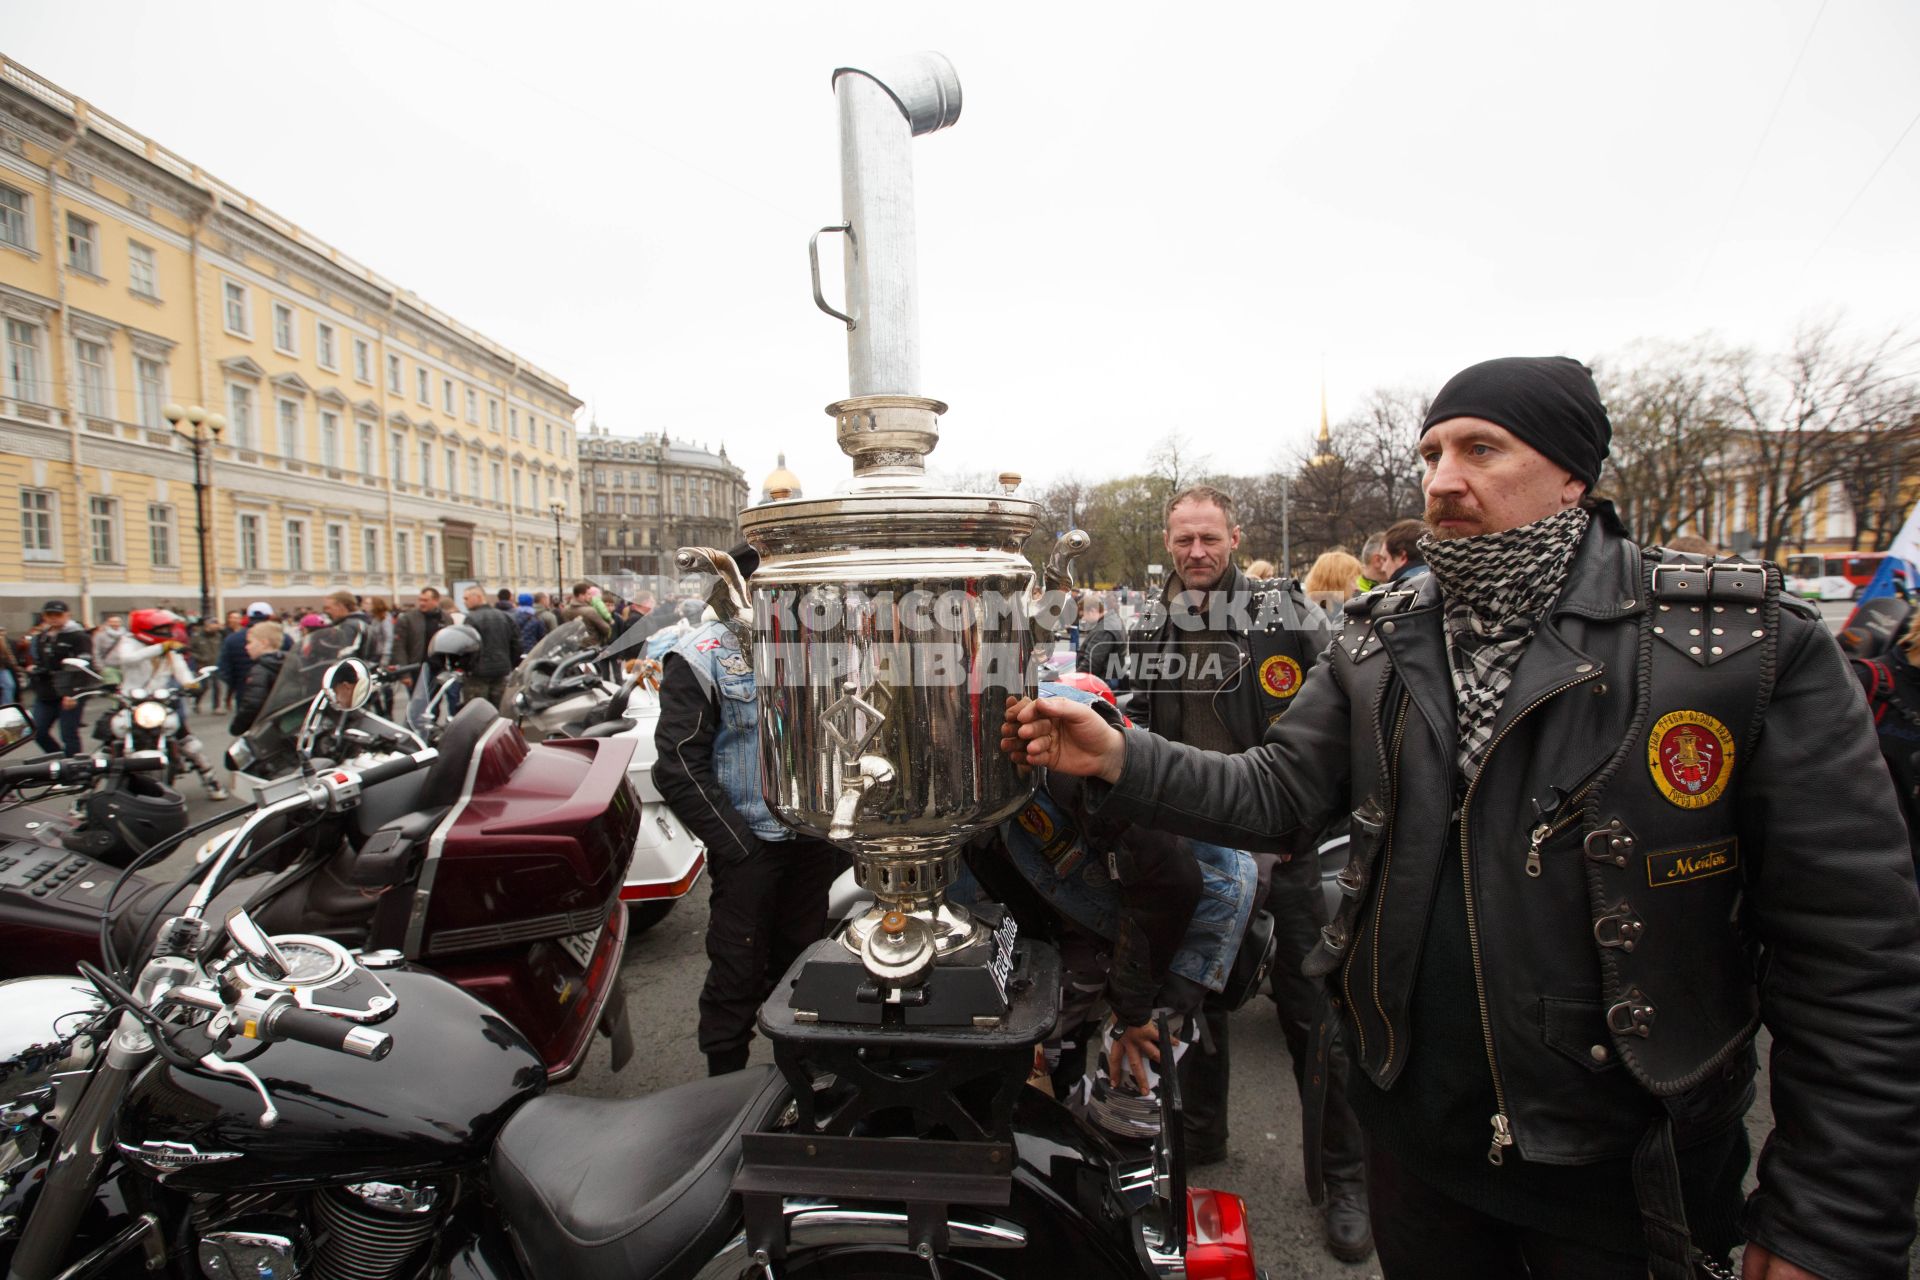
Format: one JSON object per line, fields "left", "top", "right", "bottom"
{"left": 1589, "top": 1044, "right": 1611, "bottom": 1064}
{"left": 1622, "top": 598, "right": 1637, "bottom": 609}
{"left": 1574, "top": 663, "right": 1593, "bottom": 673}
{"left": 1689, "top": 646, "right": 1702, "bottom": 655}
{"left": 1751, "top": 630, "right": 1764, "bottom": 638}
{"left": 1380, "top": 620, "right": 1396, "bottom": 634}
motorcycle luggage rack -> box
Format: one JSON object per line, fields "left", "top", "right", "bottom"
{"left": 735, "top": 1131, "right": 1012, "bottom": 1265}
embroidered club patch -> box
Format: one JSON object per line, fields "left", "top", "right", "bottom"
{"left": 1646, "top": 838, "right": 1739, "bottom": 888}
{"left": 719, "top": 654, "right": 750, "bottom": 676}
{"left": 1259, "top": 654, "right": 1303, "bottom": 700}
{"left": 1016, "top": 802, "right": 1055, "bottom": 845}
{"left": 1647, "top": 710, "right": 1735, "bottom": 809}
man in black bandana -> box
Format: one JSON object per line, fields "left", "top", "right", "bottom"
{"left": 1005, "top": 356, "right": 1920, "bottom": 1279}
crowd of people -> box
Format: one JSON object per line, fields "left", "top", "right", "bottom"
{"left": 4, "top": 579, "right": 702, "bottom": 754}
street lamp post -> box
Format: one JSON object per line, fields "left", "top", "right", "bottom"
{"left": 549, "top": 501, "right": 566, "bottom": 602}
{"left": 164, "top": 403, "right": 226, "bottom": 620}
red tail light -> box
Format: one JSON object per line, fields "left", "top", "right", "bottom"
{"left": 1185, "top": 1187, "right": 1256, "bottom": 1280}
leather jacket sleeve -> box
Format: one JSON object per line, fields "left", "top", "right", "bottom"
{"left": 1735, "top": 617, "right": 1920, "bottom": 1279}
{"left": 1087, "top": 646, "right": 1353, "bottom": 858}
{"left": 650, "top": 652, "right": 762, "bottom": 866}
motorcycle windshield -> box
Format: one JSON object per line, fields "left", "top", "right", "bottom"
{"left": 504, "top": 619, "right": 595, "bottom": 710}
{"left": 240, "top": 620, "right": 372, "bottom": 774}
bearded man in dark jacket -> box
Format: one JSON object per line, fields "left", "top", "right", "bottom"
{"left": 1006, "top": 356, "right": 1920, "bottom": 1280}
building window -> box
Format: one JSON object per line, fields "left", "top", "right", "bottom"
{"left": 357, "top": 422, "right": 375, "bottom": 475}
{"left": 442, "top": 378, "right": 454, "bottom": 414}
{"left": 444, "top": 447, "right": 458, "bottom": 495}
{"left": 363, "top": 528, "right": 381, "bottom": 573}
{"left": 5, "top": 319, "right": 43, "bottom": 404}
{"left": 135, "top": 355, "right": 166, "bottom": 428}
{"left": 276, "top": 398, "right": 302, "bottom": 460}
{"left": 320, "top": 411, "right": 341, "bottom": 469}
{"left": 353, "top": 337, "right": 371, "bottom": 383}
{"left": 286, "top": 520, "right": 306, "bottom": 573}
{"left": 272, "top": 302, "right": 297, "bottom": 356}
{"left": 0, "top": 185, "right": 28, "bottom": 251}
{"left": 496, "top": 541, "right": 507, "bottom": 577}
{"left": 128, "top": 242, "right": 158, "bottom": 298}
{"left": 88, "top": 496, "right": 120, "bottom": 564}
{"left": 647, "top": 495, "right": 658, "bottom": 516}
{"left": 509, "top": 407, "right": 518, "bottom": 440}
{"left": 490, "top": 462, "right": 502, "bottom": 501}
{"left": 223, "top": 280, "right": 251, "bottom": 337}
{"left": 517, "top": 543, "right": 528, "bottom": 579}
{"left": 593, "top": 469, "right": 605, "bottom": 486}
{"left": 390, "top": 433, "right": 406, "bottom": 483}
{"left": 395, "top": 530, "right": 412, "bottom": 574}
{"left": 326, "top": 522, "right": 345, "bottom": 573}
{"left": 387, "top": 353, "right": 401, "bottom": 393}
{"left": 595, "top": 494, "right": 608, "bottom": 514}
{"left": 316, "top": 322, "right": 337, "bottom": 371}
{"left": 488, "top": 399, "right": 499, "bottom": 430}
{"left": 147, "top": 503, "right": 174, "bottom": 566}
{"left": 424, "top": 532, "right": 438, "bottom": 574}
{"left": 66, "top": 213, "right": 98, "bottom": 275}
{"left": 238, "top": 516, "right": 262, "bottom": 571}
{"left": 545, "top": 423, "right": 553, "bottom": 453}
{"left": 512, "top": 468, "right": 522, "bottom": 509}
{"left": 20, "top": 488, "right": 56, "bottom": 561}
{"left": 75, "top": 339, "right": 110, "bottom": 419}
{"left": 419, "top": 442, "right": 433, "bottom": 490}
{"left": 227, "top": 384, "right": 255, "bottom": 450}
{"left": 416, "top": 367, "right": 429, "bottom": 404}
{"left": 467, "top": 455, "right": 480, "bottom": 496}
{"left": 465, "top": 388, "right": 478, "bottom": 423}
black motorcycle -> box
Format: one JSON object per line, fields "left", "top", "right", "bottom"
{"left": 0, "top": 749, "right": 1259, "bottom": 1280}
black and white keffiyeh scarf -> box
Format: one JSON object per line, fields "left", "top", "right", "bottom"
{"left": 1420, "top": 505, "right": 1589, "bottom": 782}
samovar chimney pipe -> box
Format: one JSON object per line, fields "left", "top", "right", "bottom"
{"left": 831, "top": 53, "right": 961, "bottom": 400}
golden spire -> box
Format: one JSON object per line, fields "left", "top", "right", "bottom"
{"left": 1308, "top": 371, "right": 1336, "bottom": 467}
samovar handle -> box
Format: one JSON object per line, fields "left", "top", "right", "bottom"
{"left": 675, "top": 547, "right": 752, "bottom": 630}
{"left": 1031, "top": 528, "right": 1092, "bottom": 645}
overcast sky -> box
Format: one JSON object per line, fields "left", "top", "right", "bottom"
{"left": 8, "top": 1, "right": 1917, "bottom": 496}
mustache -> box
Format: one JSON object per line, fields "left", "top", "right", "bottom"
{"left": 1424, "top": 498, "right": 1477, "bottom": 525}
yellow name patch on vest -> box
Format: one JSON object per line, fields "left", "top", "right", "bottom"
{"left": 1646, "top": 838, "right": 1739, "bottom": 888}
{"left": 1259, "top": 654, "right": 1303, "bottom": 700}
{"left": 1647, "top": 710, "right": 1735, "bottom": 809}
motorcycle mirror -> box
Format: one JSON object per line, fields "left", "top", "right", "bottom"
{"left": 322, "top": 658, "right": 373, "bottom": 713}
{"left": 225, "top": 907, "right": 292, "bottom": 981}
{"left": 0, "top": 705, "right": 31, "bottom": 755}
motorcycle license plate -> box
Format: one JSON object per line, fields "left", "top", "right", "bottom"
{"left": 557, "top": 926, "right": 601, "bottom": 970}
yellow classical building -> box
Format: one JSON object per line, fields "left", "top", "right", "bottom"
{"left": 0, "top": 55, "right": 582, "bottom": 629}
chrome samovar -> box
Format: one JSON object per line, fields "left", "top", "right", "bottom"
{"left": 682, "top": 53, "right": 1083, "bottom": 1001}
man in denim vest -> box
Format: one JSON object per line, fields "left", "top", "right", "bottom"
{"left": 653, "top": 544, "right": 844, "bottom": 1077}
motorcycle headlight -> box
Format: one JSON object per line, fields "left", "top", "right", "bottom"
{"left": 132, "top": 701, "right": 168, "bottom": 731}
{"left": 110, "top": 710, "right": 132, "bottom": 737}
{"left": 162, "top": 711, "right": 181, "bottom": 734}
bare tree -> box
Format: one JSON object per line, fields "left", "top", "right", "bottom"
{"left": 1595, "top": 339, "right": 1734, "bottom": 545}
{"left": 1729, "top": 318, "right": 1920, "bottom": 560}
{"left": 1340, "top": 387, "right": 1430, "bottom": 531}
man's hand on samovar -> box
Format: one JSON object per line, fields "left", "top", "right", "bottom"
{"left": 1000, "top": 696, "right": 1126, "bottom": 783}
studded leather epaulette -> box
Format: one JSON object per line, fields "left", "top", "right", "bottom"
{"left": 1646, "top": 549, "right": 1774, "bottom": 667}
{"left": 1334, "top": 583, "right": 1418, "bottom": 662}
{"left": 1246, "top": 576, "right": 1311, "bottom": 633}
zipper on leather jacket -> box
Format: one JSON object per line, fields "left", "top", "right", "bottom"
{"left": 1344, "top": 683, "right": 1411, "bottom": 1068}
{"left": 1523, "top": 778, "right": 1598, "bottom": 879}
{"left": 1459, "top": 668, "right": 1601, "bottom": 1165}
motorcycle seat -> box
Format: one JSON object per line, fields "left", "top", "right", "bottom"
{"left": 491, "top": 1066, "right": 790, "bottom": 1280}
{"left": 579, "top": 720, "right": 627, "bottom": 739}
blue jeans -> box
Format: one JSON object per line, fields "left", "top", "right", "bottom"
{"left": 32, "top": 697, "right": 81, "bottom": 756}
{"left": 0, "top": 668, "right": 15, "bottom": 706}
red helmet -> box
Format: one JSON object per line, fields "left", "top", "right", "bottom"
{"left": 1052, "top": 670, "right": 1116, "bottom": 706}
{"left": 129, "top": 608, "right": 186, "bottom": 646}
